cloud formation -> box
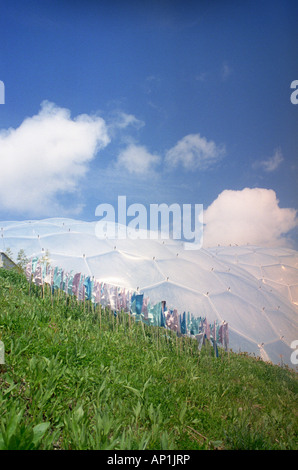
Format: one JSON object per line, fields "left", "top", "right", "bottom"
{"left": 221, "top": 62, "right": 232, "bottom": 81}
{"left": 108, "top": 111, "right": 145, "bottom": 131}
{"left": 0, "top": 101, "right": 110, "bottom": 214}
{"left": 116, "top": 143, "right": 161, "bottom": 175}
{"left": 203, "top": 188, "right": 297, "bottom": 247}
{"left": 165, "top": 133, "right": 225, "bottom": 171}
{"left": 253, "top": 148, "right": 284, "bottom": 172}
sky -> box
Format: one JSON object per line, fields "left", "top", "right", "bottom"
{"left": 0, "top": 0, "right": 297, "bottom": 248}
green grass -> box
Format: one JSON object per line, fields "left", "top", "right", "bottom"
{"left": 0, "top": 268, "right": 297, "bottom": 450}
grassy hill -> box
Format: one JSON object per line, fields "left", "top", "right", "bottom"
{"left": 0, "top": 268, "right": 297, "bottom": 450}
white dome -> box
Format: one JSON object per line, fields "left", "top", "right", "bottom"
{"left": 1, "top": 218, "right": 297, "bottom": 368}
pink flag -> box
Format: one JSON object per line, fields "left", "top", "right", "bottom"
{"left": 33, "top": 262, "right": 43, "bottom": 286}
{"left": 93, "top": 281, "right": 101, "bottom": 304}
{"left": 141, "top": 296, "right": 149, "bottom": 319}
{"left": 108, "top": 285, "right": 117, "bottom": 310}
{"left": 204, "top": 318, "right": 210, "bottom": 340}
{"left": 223, "top": 322, "right": 229, "bottom": 351}
{"left": 72, "top": 273, "right": 81, "bottom": 297}
{"left": 119, "top": 288, "right": 127, "bottom": 310}
{"left": 174, "top": 309, "right": 180, "bottom": 334}
{"left": 78, "top": 275, "right": 85, "bottom": 301}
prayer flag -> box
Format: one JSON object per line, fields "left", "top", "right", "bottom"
{"left": 180, "top": 312, "right": 186, "bottom": 335}
{"left": 72, "top": 272, "right": 81, "bottom": 297}
{"left": 135, "top": 294, "right": 144, "bottom": 315}
{"left": 33, "top": 262, "right": 43, "bottom": 286}
{"left": 25, "top": 260, "right": 32, "bottom": 281}
{"left": 84, "top": 276, "right": 92, "bottom": 301}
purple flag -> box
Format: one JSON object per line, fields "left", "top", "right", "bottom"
{"left": 72, "top": 273, "right": 81, "bottom": 297}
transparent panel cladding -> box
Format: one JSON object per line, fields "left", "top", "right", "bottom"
{"left": 227, "top": 329, "right": 260, "bottom": 357}
{"left": 209, "top": 291, "right": 279, "bottom": 344}
{"left": 50, "top": 254, "right": 91, "bottom": 276}
{"left": 264, "top": 308, "right": 298, "bottom": 345}
{"left": 40, "top": 232, "right": 114, "bottom": 257}
{"left": 155, "top": 257, "right": 227, "bottom": 295}
{"left": 0, "top": 237, "right": 42, "bottom": 258}
{"left": 289, "top": 285, "right": 298, "bottom": 305}
{"left": 213, "top": 270, "right": 289, "bottom": 311}
{"left": 236, "top": 262, "right": 263, "bottom": 280}
{"left": 1, "top": 218, "right": 297, "bottom": 367}
{"left": 87, "top": 251, "right": 165, "bottom": 290}
{"left": 109, "top": 237, "right": 175, "bottom": 260}
{"left": 236, "top": 251, "right": 280, "bottom": 267}
{"left": 262, "top": 279, "right": 291, "bottom": 303}
{"left": 261, "top": 264, "right": 298, "bottom": 286}
{"left": 277, "top": 253, "right": 298, "bottom": 269}
{"left": 142, "top": 281, "right": 219, "bottom": 321}
{"left": 263, "top": 340, "right": 294, "bottom": 368}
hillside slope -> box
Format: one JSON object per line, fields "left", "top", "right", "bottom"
{"left": 0, "top": 269, "right": 297, "bottom": 450}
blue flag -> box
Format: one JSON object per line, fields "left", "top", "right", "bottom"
{"left": 135, "top": 294, "right": 144, "bottom": 315}
{"left": 180, "top": 312, "right": 186, "bottom": 335}
{"left": 84, "top": 276, "right": 92, "bottom": 301}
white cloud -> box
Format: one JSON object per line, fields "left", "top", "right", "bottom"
{"left": 143, "top": 75, "right": 161, "bottom": 95}
{"left": 221, "top": 62, "right": 232, "bottom": 81}
{"left": 108, "top": 111, "right": 145, "bottom": 130}
{"left": 203, "top": 188, "right": 297, "bottom": 247}
{"left": 195, "top": 72, "right": 207, "bottom": 82}
{"left": 0, "top": 101, "right": 110, "bottom": 215}
{"left": 253, "top": 148, "right": 284, "bottom": 172}
{"left": 165, "top": 133, "right": 225, "bottom": 171}
{"left": 116, "top": 143, "right": 161, "bottom": 175}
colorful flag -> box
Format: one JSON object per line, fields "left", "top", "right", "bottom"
{"left": 92, "top": 280, "right": 101, "bottom": 304}
{"left": 31, "top": 257, "right": 39, "bottom": 274}
{"left": 173, "top": 309, "right": 179, "bottom": 333}
{"left": 78, "top": 275, "right": 85, "bottom": 301}
{"left": 25, "top": 260, "right": 32, "bottom": 281}
{"left": 72, "top": 273, "right": 81, "bottom": 297}
{"left": 84, "top": 276, "right": 92, "bottom": 301}
{"left": 67, "top": 273, "right": 74, "bottom": 295}
{"left": 53, "top": 267, "right": 62, "bottom": 290}
{"left": 44, "top": 265, "right": 52, "bottom": 285}
{"left": 135, "top": 294, "right": 144, "bottom": 315}
{"left": 33, "top": 261, "right": 43, "bottom": 286}
{"left": 108, "top": 285, "right": 117, "bottom": 310}
{"left": 203, "top": 317, "right": 210, "bottom": 340}
{"left": 196, "top": 333, "right": 204, "bottom": 350}
{"left": 147, "top": 302, "right": 162, "bottom": 326}
{"left": 180, "top": 312, "right": 186, "bottom": 335}
{"left": 25, "top": 256, "right": 228, "bottom": 359}
{"left": 222, "top": 322, "right": 229, "bottom": 351}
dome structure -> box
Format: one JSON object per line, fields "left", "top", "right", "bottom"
{"left": 1, "top": 218, "right": 297, "bottom": 368}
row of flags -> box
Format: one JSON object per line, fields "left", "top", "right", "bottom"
{"left": 25, "top": 257, "right": 229, "bottom": 354}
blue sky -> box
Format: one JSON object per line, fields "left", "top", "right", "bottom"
{"left": 0, "top": 0, "right": 297, "bottom": 247}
